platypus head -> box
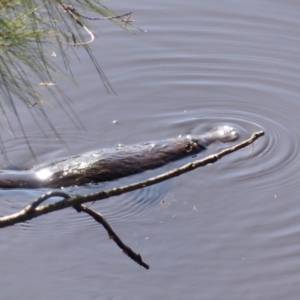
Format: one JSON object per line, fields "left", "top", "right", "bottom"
{"left": 199, "top": 125, "right": 239, "bottom": 146}
{"left": 210, "top": 125, "right": 239, "bottom": 143}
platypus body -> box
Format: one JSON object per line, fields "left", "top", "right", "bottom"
{"left": 0, "top": 126, "right": 239, "bottom": 189}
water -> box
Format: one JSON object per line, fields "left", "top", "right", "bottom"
{"left": 1, "top": 0, "right": 300, "bottom": 299}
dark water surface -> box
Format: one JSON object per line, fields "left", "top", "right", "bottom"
{"left": 1, "top": 0, "right": 300, "bottom": 299}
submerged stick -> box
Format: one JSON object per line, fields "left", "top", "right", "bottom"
{"left": 74, "top": 204, "right": 150, "bottom": 269}
{"left": 0, "top": 130, "right": 264, "bottom": 228}
{"left": 0, "top": 130, "right": 264, "bottom": 269}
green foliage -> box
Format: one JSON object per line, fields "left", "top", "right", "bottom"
{"left": 0, "top": 0, "right": 127, "bottom": 105}
{"left": 0, "top": 0, "right": 131, "bottom": 159}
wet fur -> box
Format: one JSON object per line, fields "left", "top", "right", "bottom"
{"left": 0, "top": 126, "right": 238, "bottom": 189}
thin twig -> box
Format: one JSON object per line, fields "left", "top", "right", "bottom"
{"left": 74, "top": 204, "right": 149, "bottom": 269}
{"left": 59, "top": 23, "right": 95, "bottom": 46}
{"left": 25, "top": 191, "right": 70, "bottom": 213}
{"left": 58, "top": 4, "right": 95, "bottom": 46}
{"left": 60, "top": 4, "right": 133, "bottom": 22}
{"left": 0, "top": 130, "right": 264, "bottom": 228}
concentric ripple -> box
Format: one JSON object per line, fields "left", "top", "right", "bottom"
{"left": 181, "top": 106, "right": 299, "bottom": 194}
{"left": 1, "top": 105, "right": 298, "bottom": 230}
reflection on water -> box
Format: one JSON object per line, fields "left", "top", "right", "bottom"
{"left": 1, "top": 0, "right": 300, "bottom": 299}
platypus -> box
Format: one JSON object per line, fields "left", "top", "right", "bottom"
{"left": 0, "top": 125, "right": 239, "bottom": 189}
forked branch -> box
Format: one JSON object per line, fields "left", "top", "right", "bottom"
{"left": 0, "top": 130, "right": 264, "bottom": 227}
{"left": 0, "top": 130, "right": 264, "bottom": 269}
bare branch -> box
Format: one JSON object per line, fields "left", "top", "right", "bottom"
{"left": 74, "top": 204, "right": 150, "bottom": 269}
{"left": 0, "top": 130, "right": 264, "bottom": 228}
{"left": 0, "top": 130, "right": 264, "bottom": 269}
